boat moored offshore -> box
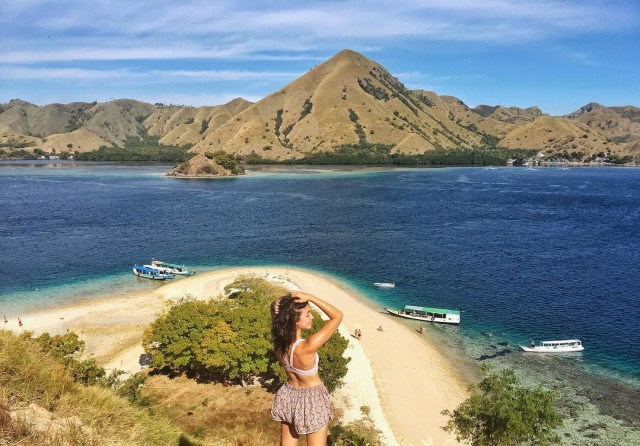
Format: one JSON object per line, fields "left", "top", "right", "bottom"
{"left": 132, "top": 264, "right": 170, "bottom": 280}
{"left": 151, "top": 259, "right": 195, "bottom": 276}
{"left": 384, "top": 305, "right": 460, "bottom": 324}
{"left": 374, "top": 281, "right": 395, "bottom": 288}
{"left": 520, "top": 339, "right": 584, "bottom": 353}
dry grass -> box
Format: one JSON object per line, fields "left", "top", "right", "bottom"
{"left": 0, "top": 330, "right": 191, "bottom": 446}
{"left": 141, "top": 375, "right": 281, "bottom": 446}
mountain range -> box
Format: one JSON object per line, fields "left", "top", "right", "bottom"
{"left": 2, "top": 49, "right": 639, "bottom": 164}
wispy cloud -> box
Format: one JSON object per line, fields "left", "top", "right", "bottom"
{"left": 2, "top": 0, "right": 637, "bottom": 64}
{"left": 0, "top": 66, "right": 302, "bottom": 82}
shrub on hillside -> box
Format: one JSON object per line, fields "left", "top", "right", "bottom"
{"left": 34, "top": 331, "right": 106, "bottom": 386}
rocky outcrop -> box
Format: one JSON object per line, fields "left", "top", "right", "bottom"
{"left": 167, "top": 152, "right": 244, "bottom": 177}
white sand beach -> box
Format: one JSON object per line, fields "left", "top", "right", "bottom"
{"left": 6, "top": 267, "right": 470, "bottom": 445}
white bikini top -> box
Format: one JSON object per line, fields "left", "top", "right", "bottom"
{"left": 284, "top": 338, "right": 319, "bottom": 376}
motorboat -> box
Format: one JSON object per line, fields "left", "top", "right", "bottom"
{"left": 142, "top": 264, "right": 176, "bottom": 279}
{"left": 374, "top": 281, "right": 395, "bottom": 288}
{"left": 520, "top": 339, "right": 584, "bottom": 353}
{"left": 384, "top": 305, "right": 460, "bottom": 325}
{"left": 132, "top": 264, "right": 170, "bottom": 280}
{"left": 151, "top": 259, "right": 195, "bottom": 276}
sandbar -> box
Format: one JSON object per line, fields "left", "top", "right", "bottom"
{"left": 6, "top": 266, "right": 470, "bottom": 445}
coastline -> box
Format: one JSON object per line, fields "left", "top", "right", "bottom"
{"left": 5, "top": 266, "right": 470, "bottom": 445}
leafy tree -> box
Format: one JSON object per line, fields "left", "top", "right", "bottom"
{"left": 441, "top": 368, "right": 563, "bottom": 446}
{"left": 143, "top": 276, "right": 350, "bottom": 391}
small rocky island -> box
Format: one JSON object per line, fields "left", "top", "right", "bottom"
{"left": 167, "top": 151, "right": 245, "bottom": 177}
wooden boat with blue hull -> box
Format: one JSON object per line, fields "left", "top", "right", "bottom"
{"left": 132, "top": 264, "right": 170, "bottom": 280}
{"left": 151, "top": 260, "right": 195, "bottom": 276}
{"left": 520, "top": 339, "right": 584, "bottom": 353}
{"left": 142, "top": 264, "right": 176, "bottom": 279}
{"left": 384, "top": 305, "right": 461, "bottom": 325}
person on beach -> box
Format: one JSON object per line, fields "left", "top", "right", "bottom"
{"left": 3, "top": 314, "right": 7, "bottom": 324}
{"left": 270, "top": 291, "right": 343, "bottom": 446}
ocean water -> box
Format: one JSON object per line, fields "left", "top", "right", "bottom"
{"left": 1, "top": 161, "right": 639, "bottom": 444}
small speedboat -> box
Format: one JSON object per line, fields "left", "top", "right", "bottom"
{"left": 520, "top": 339, "right": 584, "bottom": 353}
{"left": 374, "top": 281, "right": 395, "bottom": 288}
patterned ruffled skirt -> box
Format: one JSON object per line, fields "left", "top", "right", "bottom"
{"left": 271, "top": 382, "right": 333, "bottom": 434}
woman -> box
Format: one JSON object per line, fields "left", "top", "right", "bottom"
{"left": 270, "top": 291, "right": 343, "bottom": 446}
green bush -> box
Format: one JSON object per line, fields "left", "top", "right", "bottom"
{"left": 143, "top": 277, "right": 350, "bottom": 391}
{"left": 35, "top": 331, "right": 108, "bottom": 386}
{"left": 205, "top": 150, "right": 245, "bottom": 174}
{"left": 199, "top": 119, "right": 210, "bottom": 134}
{"left": 442, "top": 368, "right": 562, "bottom": 446}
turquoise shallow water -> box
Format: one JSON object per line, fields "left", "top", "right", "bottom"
{"left": 1, "top": 161, "right": 639, "bottom": 444}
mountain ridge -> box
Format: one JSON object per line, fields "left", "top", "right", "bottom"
{"left": 1, "top": 49, "right": 638, "bottom": 164}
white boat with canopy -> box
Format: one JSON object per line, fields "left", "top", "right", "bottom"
{"left": 384, "top": 305, "right": 460, "bottom": 325}
{"left": 520, "top": 339, "right": 584, "bottom": 353}
{"left": 151, "top": 260, "right": 195, "bottom": 276}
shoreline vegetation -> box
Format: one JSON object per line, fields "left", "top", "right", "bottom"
{"left": 3, "top": 142, "right": 635, "bottom": 175}
{"left": 3, "top": 266, "right": 472, "bottom": 445}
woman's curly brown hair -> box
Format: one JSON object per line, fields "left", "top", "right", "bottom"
{"left": 271, "top": 294, "right": 309, "bottom": 359}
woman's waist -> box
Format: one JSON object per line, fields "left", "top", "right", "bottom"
{"left": 285, "top": 376, "right": 323, "bottom": 389}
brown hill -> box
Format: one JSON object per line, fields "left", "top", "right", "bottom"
{"left": 0, "top": 128, "right": 41, "bottom": 149}
{"left": 0, "top": 100, "right": 94, "bottom": 137}
{"left": 146, "top": 98, "right": 252, "bottom": 147}
{"left": 79, "top": 99, "right": 156, "bottom": 145}
{"left": 566, "top": 103, "right": 640, "bottom": 145}
{"left": 473, "top": 104, "right": 544, "bottom": 124}
{"left": 498, "top": 115, "right": 622, "bottom": 155}
{"left": 41, "top": 129, "right": 111, "bottom": 153}
{"left": 190, "top": 49, "right": 486, "bottom": 160}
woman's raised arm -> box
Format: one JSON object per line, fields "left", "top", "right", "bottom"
{"left": 292, "top": 291, "right": 343, "bottom": 352}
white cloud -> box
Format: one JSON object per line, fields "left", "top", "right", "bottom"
{"left": 0, "top": 66, "right": 301, "bottom": 82}
{"left": 2, "top": 0, "right": 636, "bottom": 65}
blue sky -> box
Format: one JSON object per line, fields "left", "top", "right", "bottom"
{"left": 1, "top": 0, "right": 638, "bottom": 115}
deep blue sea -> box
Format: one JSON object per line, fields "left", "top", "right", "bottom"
{"left": 1, "top": 161, "right": 639, "bottom": 444}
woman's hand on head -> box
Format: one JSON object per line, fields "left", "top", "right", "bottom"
{"left": 290, "top": 291, "right": 311, "bottom": 304}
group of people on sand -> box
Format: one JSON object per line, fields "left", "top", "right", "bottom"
{"left": 3, "top": 314, "right": 22, "bottom": 326}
